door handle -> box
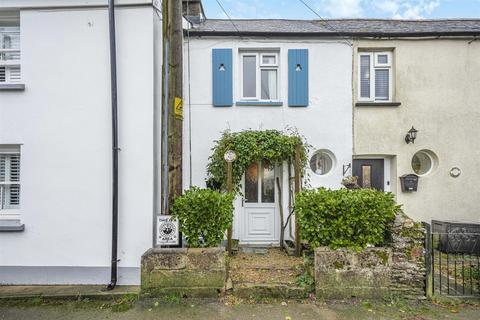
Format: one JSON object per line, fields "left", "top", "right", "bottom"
{"left": 242, "top": 198, "right": 245, "bottom": 207}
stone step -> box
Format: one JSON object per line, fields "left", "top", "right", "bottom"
{"left": 232, "top": 283, "right": 308, "bottom": 299}
{"left": 229, "top": 268, "right": 303, "bottom": 285}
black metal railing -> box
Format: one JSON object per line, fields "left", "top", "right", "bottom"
{"left": 431, "top": 232, "right": 480, "bottom": 297}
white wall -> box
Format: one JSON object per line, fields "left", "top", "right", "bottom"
{"left": 0, "top": 6, "right": 157, "bottom": 285}
{"left": 183, "top": 37, "right": 353, "bottom": 238}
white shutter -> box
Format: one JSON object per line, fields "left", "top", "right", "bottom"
{"left": 0, "top": 154, "right": 6, "bottom": 182}
{"left": 0, "top": 153, "right": 21, "bottom": 210}
{"left": 8, "top": 65, "right": 21, "bottom": 83}
{"left": 0, "top": 66, "right": 5, "bottom": 82}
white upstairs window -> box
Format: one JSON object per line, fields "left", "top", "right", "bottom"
{"left": 358, "top": 51, "right": 393, "bottom": 102}
{"left": 0, "top": 147, "right": 21, "bottom": 210}
{"left": 0, "top": 12, "right": 21, "bottom": 84}
{"left": 240, "top": 52, "right": 279, "bottom": 101}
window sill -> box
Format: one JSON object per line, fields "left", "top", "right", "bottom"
{"left": 0, "top": 219, "right": 25, "bottom": 232}
{"left": 355, "top": 102, "right": 401, "bottom": 107}
{"left": 235, "top": 101, "right": 283, "bottom": 107}
{"left": 0, "top": 84, "right": 25, "bottom": 91}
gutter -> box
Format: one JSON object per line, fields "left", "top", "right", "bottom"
{"left": 106, "top": 0, "right": 119, "bottom": 291}
{"left": 184, "top": 30, "right": 480, "bottom": 38}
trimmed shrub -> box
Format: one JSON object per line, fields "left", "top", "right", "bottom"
{"left": 171, "top": 187, "right": 234, "bottom": 248}
{"left": 295, "top": 188, "right": 400, "bottom": 250}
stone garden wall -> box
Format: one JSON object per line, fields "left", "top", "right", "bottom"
{"left": 315, "top": 214, "right": 426, "bottom": 299}
{"left": 141, "top": 247, "right": 226, "bottom": 298}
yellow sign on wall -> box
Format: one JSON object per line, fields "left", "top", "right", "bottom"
{"left": 174, "top": 97, "right": 183, "bottom": 120}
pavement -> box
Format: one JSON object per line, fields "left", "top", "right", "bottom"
{"left": 0, "top": 285, "right": 140, "bottom": 300}
{"left": 1, "top": 298, "right": 480, "bottom": 320}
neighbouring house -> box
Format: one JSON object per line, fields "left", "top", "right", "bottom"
{"left": 352, "top": 21, "right": 480, "bottom": 223}
{"left": 0, "top": 0, "right": 163, "bottom": 285}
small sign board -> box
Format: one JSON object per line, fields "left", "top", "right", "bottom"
{"left": 400, "top": 174, "right": 419, "bottom": 192}
{"left": 156, "top": 215, "right": 179, "bottom": 246}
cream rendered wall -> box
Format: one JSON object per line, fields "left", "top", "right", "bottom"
{"left": 353, "top": 39, "right": 480, "bottom": 223}
{"left": 183, "top": 37, "right": 353, "bottom": 240}
{"left": 0, "top": 6, "right": 157, "bottom": 284}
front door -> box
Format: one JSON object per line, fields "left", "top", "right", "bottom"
{"left": 241, "top": 161, "right": 277, "bottom": 244}
{"left": 353, "top": 159, "right": 384, "bottom": 191}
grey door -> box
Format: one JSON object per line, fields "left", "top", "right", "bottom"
{"left": 353, "top": 159, "right": 384, "bottom": 191}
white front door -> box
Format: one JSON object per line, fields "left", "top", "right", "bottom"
{"left": 241, "top": 161, "right": 278, "bottom": 245}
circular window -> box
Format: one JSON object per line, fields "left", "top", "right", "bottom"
{"left": 310, "top": 150, "right": 335, "bottom": 175}
{"left": 411, "top": 150, "right": 435, "bottom": 175}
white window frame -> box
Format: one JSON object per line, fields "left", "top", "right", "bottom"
{"left": 240, "top": 51, "right": 280, "bottom": 102}
{"left": 358, "top": 51, "right": 393, "bottom": 102}
{"left": 0, "top": 148, "right": 21, "bottom": 216}
{"left": 0, "top": 26, "right": 21, "bottom": 84}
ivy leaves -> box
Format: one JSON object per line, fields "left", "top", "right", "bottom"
{"left": 295, "top": 188, "right": 400, "bottom": 251}
{"left": 171, "top": 187, "right": 234, "bottom": 248}
{"left": 206, "top": 129, "right": 308, "bottom": 192}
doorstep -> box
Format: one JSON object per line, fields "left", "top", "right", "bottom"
{"left": 0, "top": 285, "right": 140, "bottom": 300}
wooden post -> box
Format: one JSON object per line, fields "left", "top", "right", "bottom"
{"left": 226, "top": 161, "right": 233, "bottom": 255}
{"left": 294, "top": 143, "right": 302, "bottom": 257}
{"left": 162, "top": 0, "right": 183, "bottom": 213}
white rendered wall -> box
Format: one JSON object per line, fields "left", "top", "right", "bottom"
{"left": 0, "top": 6, "right": 156, "bottom": 284}
{"left": 183, "top": 38, "right": 353, "bottom": 239}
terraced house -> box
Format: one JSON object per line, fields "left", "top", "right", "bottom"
{"left": 183, "top": 12, "right": 480, "bottom": 245}
{"left": 0, "top": 0, "right": 479, "bottom": 287}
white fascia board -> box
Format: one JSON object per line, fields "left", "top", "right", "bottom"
{"left": 0, "top": 0, "right": 153, "bottom": 10}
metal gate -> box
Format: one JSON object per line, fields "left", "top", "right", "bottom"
{"left": 426, "top": 223, "right": 480, "bottom": 297}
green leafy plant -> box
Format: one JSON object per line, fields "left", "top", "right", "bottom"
{"left": 171, "top": 187, "right": 234, "bottom": 247}
{"left": 295, "top": 188, "right": 400, "bottom": 250}
{"left": 296, "top": 271, "right": 315, "bottom": 292}
{"left": 206, "top": 129, "right": 309, "bottom": 192}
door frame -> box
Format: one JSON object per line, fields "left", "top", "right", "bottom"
{"left": 353, "top": 155, "right": 392, "bottom": 192}
{"left": 239, "top": 161, "right": 281, "bottom": 245}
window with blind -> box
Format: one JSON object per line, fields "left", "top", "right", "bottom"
{"left": 358, "top": 51, "right": 393, "bottom": 102}
{"left": 240, "top": 52, "right": 279, "bottom": 101}
{"left": 0, "top": 11, "right": 21, "bottom": 84}
{"left": 0, "top": 148, "right": 21, "bottom": 210}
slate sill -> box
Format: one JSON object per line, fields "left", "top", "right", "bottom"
{"left": 0, "top": 219, "right": 25, "bottom": 232}
{"left": 236, "top": 101, "right": 283, "bottom": 107}
{"left": 0, "top": 84, "right": 26, "bottom": 91}
{"left": 356, "top": 102, "right": 401, "bottom": 107}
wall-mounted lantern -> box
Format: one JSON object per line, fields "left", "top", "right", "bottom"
{"left": 405, "top": 126, "right": 418, "bottom": 144}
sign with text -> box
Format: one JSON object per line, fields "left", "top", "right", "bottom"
{"left": 156, "top": 215, "right": 179, "bottom": 246}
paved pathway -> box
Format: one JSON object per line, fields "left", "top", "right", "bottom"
{"left": 1, "top": 300, "right": 479, "bottom": 320}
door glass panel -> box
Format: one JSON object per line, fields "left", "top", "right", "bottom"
{"left": 261, "top": 161, "right": 275, "bottom": 203}
{"left": 245, "top": 162, "right": 258, "bottom": 203}
{"left": 362, "top": 165, "right": 372, "bottom": 188}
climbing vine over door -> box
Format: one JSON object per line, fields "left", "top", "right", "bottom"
{"left": 206, "top": 129, "right": 309, "bottom": 193}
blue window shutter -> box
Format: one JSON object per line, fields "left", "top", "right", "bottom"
{"left": 212, "top": 48, "right": 233, "bottom": 107}
{"left": 288, "top": 49, "right": 309, "bottom": 107}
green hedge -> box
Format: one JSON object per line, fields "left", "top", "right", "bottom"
{"left": 295, "top": 188, "right": 400, "bottom": 250}
{"left": 171, "top": 187, "right": 234, "bottom": 248}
